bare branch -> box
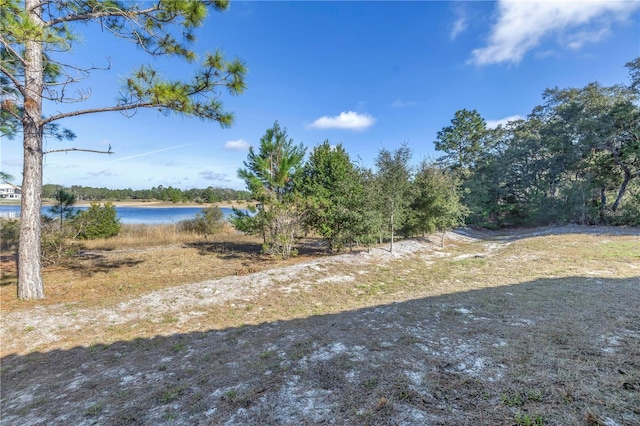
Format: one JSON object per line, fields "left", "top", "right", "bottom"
{"left": 39, "top": 57, "right": 110, "bottom": 102}
{"left": 44, "top": 147, "right": 113, "bottom": 155}
{"left": 45, "top": 87, "right": 92, "bottom": 103}
{"left": 43, "top": 102, "right": 153, "bottom": 124}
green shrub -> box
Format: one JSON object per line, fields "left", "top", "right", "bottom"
{"left": 72, "top": 202, "right": 121, "bottom": 239}
{"left": 607, "top": 196, "right": 640, "bottom": 226}
{"left": 0, "top": 218, "right": 20, "bottom": 251}
{"left": 178, "top": 207, "right": 225, "bottom": 237}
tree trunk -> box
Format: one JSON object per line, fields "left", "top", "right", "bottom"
{"left": 600, "top": 186, "right": 607, "bottom": 220}
{"left": 18, "top": 0, "right": 45, "bottom": 299}
{"left": 611, "top": 169, "right": 631, "bottom": 212}
{"left": 389, "top": 199, "right": 394, "bottom": 254}
{"left": 580, "top": 185, "right": 586, "bottom": 225}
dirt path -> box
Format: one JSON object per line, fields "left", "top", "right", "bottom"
{"left": 1, "top": 226, "right": 639, "bottom": 425}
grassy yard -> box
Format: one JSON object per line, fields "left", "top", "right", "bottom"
{"left": 1, "top": 225, "right": 639, "bottom": 425}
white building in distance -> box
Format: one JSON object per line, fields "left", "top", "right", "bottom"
{"left": 0, "top": 183, "right": 22, "bottom": 200}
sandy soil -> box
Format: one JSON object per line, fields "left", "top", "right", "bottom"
{"left": 1, "top": 226, "right": 639, "bottom": 425}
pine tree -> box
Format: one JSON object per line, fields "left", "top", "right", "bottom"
{"left": 1, "top": 0, "right": 246, "bottom": 298}
{"left": 231, "top": 122, "right": 305, "bottom": 259}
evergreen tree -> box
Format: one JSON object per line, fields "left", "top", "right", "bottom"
{"left": 434, "top": 109, "right": 488, "bottom": 174}
{"left": 49, "top": 188, "right": 77, "bottom": 227}
{"left": 231, "top": 122, "right": 306, "bottom": 259}
{"left": 72, "top": 202, "right": 121, "bottom": 240}
{"left": 374, "top": 145, "right": 413, "bottom": 253}
{"left": 410, "top": 161, "right": 467, "bottom": 246}
{"left": 300, "top": 141, "right": 365, "bottom": 252}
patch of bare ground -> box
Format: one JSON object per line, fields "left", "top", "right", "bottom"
{"left": 1, "top": 226, "right": 639, "bottom": 425}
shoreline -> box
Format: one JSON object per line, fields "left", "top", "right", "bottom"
{"left": 74, "top": 200, "right": 252, "bottom": 209}
{"left": 1, "top": 200, "right": 253, "bottom": 209}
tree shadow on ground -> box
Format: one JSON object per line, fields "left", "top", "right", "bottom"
{"left": 67, "top": 254, "right": 145, "bottom": 277}
{"left": 0, "top": 254, "right": 17, "bottom": 287}
{"left": 455, "top": 224, "right": 640, "bottom": 242}
{"left": 2, "top": 276, "right": 638, "bottom": 425}
{"left": 185, "top": 240, "right": 263, "bottom": 259}
{"left": 185, "top": 237, "right": 334, "bottom": 260}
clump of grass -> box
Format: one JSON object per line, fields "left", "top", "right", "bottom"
{"left": 394, "top": 378, "right": 416, "bottom": 402}
{"left": 501, "top": 388, "right": 544, "bottom": 407}
{"left": 362, "top": 377, "right": 378, "bottom": 390}
{"left": 222, "top": 388, "right": 251, "bottom": 407}
{"left": 157, "top": 384, "right": 189, "bottom": 404}
{"left": 514, "top": 411, "right": 545, "bottom": 426}
{"left": 171, "top": 342, "right": 186, "bottom": 352}
{"left": 84, "top": 403, "right": 103, "bottom": 416}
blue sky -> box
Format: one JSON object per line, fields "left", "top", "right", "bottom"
{"left": 1, "top": 0, "right": 639, "bottom": 191}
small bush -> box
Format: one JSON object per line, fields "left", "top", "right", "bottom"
{"left": 41, "top": 222, "right": 80, "bottom": 266}
{"left": 72, "top": 202, "right": 121, "bottom": 239}
{"left": 178, "top": 207, "right": 225, "bottom": 237}
{"left": 0, "top": 218, "right": 20, "bottom": 251}
{"left": 607, "top": 201, "right": 640, "bottom": 226}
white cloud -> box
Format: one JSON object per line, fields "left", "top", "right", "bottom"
{"left": 199, "top": 170, "right": 230, "bottom": 182}
{"left": 224, "top": 139, "right": 250, "bottom": 151}
{"left": 450, "top": 17, "right": 467, "bottom": 40}
{"left": 471, "top": 0, "right": 639, "bottom": 66}
{"left": 565, "top": 27, "right": 610, "bottom": 50}
{"left": 391, "top": 99, "right": 417, "bottom": 108}
{"left": 86, "top": 169, "right": 116, "bottom": 177}
{"left": 450, "top": 3, "right": 469, "bottom": 40}
{"left": 486, "top": 115, "right": 524, "bottom": 129}
{"left": 308, "top": 111, "right": 375, "bottom": 131}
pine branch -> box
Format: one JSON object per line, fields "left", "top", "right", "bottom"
{"left": 0, "top": 63, "right": 26, "bottom": 97}
{"left": 45, "top": 5, "right": 159, "bottom": 28}
{"left": 0, "top": 35, "right": 27, "bottom": 67}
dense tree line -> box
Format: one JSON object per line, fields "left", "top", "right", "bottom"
{"left": 231, "top": 123, "right": 465, "bottom": 258}
{"left": 42, "top": 184, "right": 251, "bottom": 204}
{"left": 436, "top": 59, "right": 639, "bottom": 227}
{"left": 233, "top": 59, "right": 638, "bottom": 258}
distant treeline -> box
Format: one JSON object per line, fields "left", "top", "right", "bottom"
{"left": 42, "top": 184, "right": 252, "bottom": 203}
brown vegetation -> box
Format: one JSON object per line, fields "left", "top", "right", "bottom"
{"left": 0, "top": 223, "right": 324, "bottom": 310}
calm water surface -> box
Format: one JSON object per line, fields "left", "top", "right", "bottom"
{"left": 0, "top": 205, "right": 240, "bottom": 225}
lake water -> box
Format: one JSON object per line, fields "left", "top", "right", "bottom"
{"left": 0, "top": 205, "right": 242, "bottom": 225}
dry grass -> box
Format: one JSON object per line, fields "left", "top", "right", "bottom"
{"left": 82, "top": 223, "right": 196, "bottom": 249}
{"left": 0, "top": 224, "right": 326, "bottom": 311}
{"left": 80, "top": 222, "right": 241, "bottom": 249}
{"left": 1, "top": 226, "right": 639, "bottom": 425}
